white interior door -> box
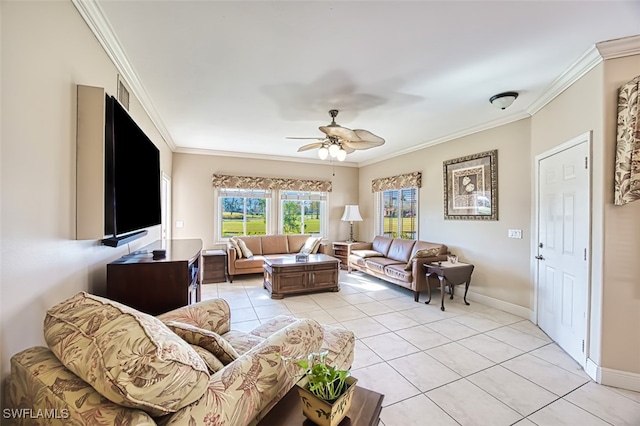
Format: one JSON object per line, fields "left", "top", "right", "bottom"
{"left": 161, "top": 172, "right": 172, "bottom": 241}
{"left": 536, "top": 138, "right": 590, "bottom": 366}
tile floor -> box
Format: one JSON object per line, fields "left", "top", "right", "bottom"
{"left": 201, "top": 271, "right": 640, "bottom": 426}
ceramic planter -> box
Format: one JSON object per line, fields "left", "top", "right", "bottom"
{"left": 296, "top": 376, "right": 358, "bottom": 426}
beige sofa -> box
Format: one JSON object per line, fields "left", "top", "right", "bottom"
{"left": 348, "top": 236, "right": 448, "bottom": 301}
{"left": 4, "top": 292, "right": 354, "bottom": 426}
{"left": 227, "top": 234, "right": 327, "bottom": 282}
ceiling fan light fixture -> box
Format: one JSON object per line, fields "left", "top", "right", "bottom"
{"left": 336, "top": 148, "right": 347, "bottom": 162}
{"left": 328, "top": 143, "right": 340, "bottom": 158}
{"left": 318, "top": 146, "right": 329, "bottom": 160}
{"left": 490, "top": 91, "right": 519, "bottom": 109}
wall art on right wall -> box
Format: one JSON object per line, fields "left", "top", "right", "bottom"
{"left": 443, "top": 149, "right": 498, "bottom": 220}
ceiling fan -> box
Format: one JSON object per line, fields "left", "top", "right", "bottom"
{"left": 287, "top": 109, "right": 385, "bottom": 161}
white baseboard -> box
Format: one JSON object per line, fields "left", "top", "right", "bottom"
{"left": 466, "top": 290, "right": 535, "bottom": 322}
{"left": 585, "top": 358, "right": 640, "bottom": 392}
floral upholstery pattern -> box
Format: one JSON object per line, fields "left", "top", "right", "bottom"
{"left": 165, "top": 321, "right": 239, "bottom": 364}
{"left": 5, "top": 346, "right": 156, "bottom": 426}
{"left": 614, "top": 75, "right": 640, "bottom": 205}
{"left": 159, "top": 318, "right": 325, "bottom": 426}
{"left": 7, "top": 297, "right": 356, "bottom": 426}
{"left": 157, "top": 298, "right": 231, "bottom": 335}
{"left": 43, "top": 292, "right": 210, "bottom": 416}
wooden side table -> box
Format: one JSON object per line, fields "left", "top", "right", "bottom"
{"left": 423, "top": 261, "right": 474, "bottom": 311}
{"left": 332, "top": 241, "right": 367, "bottom": 271}
{"left": 258, "top": 384, "right": 384, "bottom": 425}
{"left": 202, "top": 249, "right": 227, "bottom": 283}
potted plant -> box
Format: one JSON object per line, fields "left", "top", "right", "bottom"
{"left": 285, "top": 351, "right": 357, "bottom": 426}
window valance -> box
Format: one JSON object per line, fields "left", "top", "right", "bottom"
{"left": 371, "top": 171, "right": 422, "bottom": 192}
{"left": 212, "top": 174, "right": 332, "bottom": 192}
{"left": 614, "top": 75, "right": 640, "bottom": 205}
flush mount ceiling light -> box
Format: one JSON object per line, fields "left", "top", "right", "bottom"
{"left": 490, "top": 91, "right": 519, "bottom": 110}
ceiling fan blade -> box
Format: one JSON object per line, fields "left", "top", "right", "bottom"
{"left": 342, "top": 145, "right": 356, "bottom": 154}
{"left": 319, "top": 125, "right": 360, "bottom": 142}
{"left": 297, "top": 142, "right": 324, "bottom": 152}
{"left": 286, "top": 137, "right": 325, "bottom": 140}
{"left": 342, "top": 140, "right": 385, "bottom": 150}
{"left": 353, "top": 129, "right": 385, "bottom": 145}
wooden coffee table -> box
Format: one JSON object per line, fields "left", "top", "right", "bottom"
{"left": 263, "top": 254, "right": 340, "bottom": 299}
{"left": 258, "top": 385, "right": 384, "bottom": 425}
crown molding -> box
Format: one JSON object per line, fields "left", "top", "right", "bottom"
{"left": 357, "top": 112, "right": 530, "bottom": 167}
{"left": 174, "top": 147, "right": 359, "bottom": 167}
{"left": 71, "top": 0, "right": 176, "bottom": 151}
{"left": 525, "top": 45, "right": 603, "bottom": 116}
{"left": 597, "top": 34, "right": 640, "bottom": 59}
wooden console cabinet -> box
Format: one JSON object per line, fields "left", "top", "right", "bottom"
{"left": 107, "top": 239, "right": 202, "bottom": 315}
{"left": 202, "top": 249, "right": 227, "bottom": 283}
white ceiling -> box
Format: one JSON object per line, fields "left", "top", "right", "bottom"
{"left": 85, "top": 1, "right": 640, "bottom": 166}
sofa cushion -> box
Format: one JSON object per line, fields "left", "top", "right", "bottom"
{"left": 372, "top": 236, "right": 393, "bottom": 256}
{"left": 165, "top": 321, "right": 239, "bottom": 364}
{"left": 43, "top": 292, "right": 209, "bottom": 416}
{"left": 228, "top": 238, "right": 243, "bottom": 259}
{"left": 299, "top": 236, "right": 322, "bottom": 254}
{"left": 287, "top": 234, "right": 311, "bottom": 253}
{"left": 261, "top": 235, "right": 289, "bottom": 254}
{"left": 348, "top": 254, "right": 367, "bottom": 268}
{"left": 387, "top": 238, "right": 417, "bottom": 262}
{"left": 411, "top": 240, "right": 448, "bottom": 257}
{"left": 222, "top": 330, "right": 265, "bottom": 355}
{"left": 238, "top": 236, "right": 262, "bottom": 255}
{"left": 404, "top": 247, "right": 441, "bottom": 270}
{"left": 234, "top": 256, "right": 265, "bottom": 269}
{"left": 351, "top": 249, "right": 384, "bottom": 258}
{"left": 189, "top": 344, "right": 225, "bottom": 373}
{"left": 365, "top": 257, "right": 404, "bottom": 273}
{"left": 236, "top": 238, "right": 254, "bottom": 258}
{"left": 385, "top": 264, "right": 413, "bottom": 282}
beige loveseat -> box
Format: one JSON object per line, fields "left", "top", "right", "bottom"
{"left": 348, "top": 236, "right": 448, "bottom": 301}
{"left": 4, "top": 292, "right": 354, "bottom": 426}
{"left": 227, "top": 234, "right": 327, "bottom": 282}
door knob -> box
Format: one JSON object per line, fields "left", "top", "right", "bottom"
{"left": 535, "top": 255, "right": 544, "bottom": 260}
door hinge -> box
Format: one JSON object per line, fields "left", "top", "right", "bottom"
{"left": 582, "top": 339, "right": 585, "bottom": 353}
{"left": 585, "top": 157, "right": 588, "bottom": 169}
{"left": 584, "top": 248, "right": 587, "bottom": 261}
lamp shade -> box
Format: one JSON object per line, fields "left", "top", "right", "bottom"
{"left": 341, "top": 205, "right": 363, "bottom": 222}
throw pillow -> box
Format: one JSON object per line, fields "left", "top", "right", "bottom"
{"left": 188, "top": 344, "right": 225, "bottom": 373}
{"left": 228, "top": 237, "right": 243, "bottom": 259}
{"left": 299, "top": 236, "right": 322, "bottom": 255}
{"left": 404, "top": 247, "right": 441, "bottom": 270}
{"left": 43, "top": 292, "right": 210, "bottom": 416}
{"left": 165, "top": 321, "right": 239, "bottom": 365}
{"left": 235, "top": 238, "right": 254, "bottom": 258}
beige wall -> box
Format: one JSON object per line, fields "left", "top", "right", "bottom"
{"left": 359, "top": 119, "right": 533, "bottom": 309}
{"left": 601, "top": 56, "right": 640, "bottom": 374}
{"left": 1, "top": 1, "right": 172, "bottom": 382}
{"left": 171, "top": 153, "right": 359, "bottom": 248}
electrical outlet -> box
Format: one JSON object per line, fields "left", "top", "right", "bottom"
{"left": 508, "top": 229, "right": 522, "bottom": 239}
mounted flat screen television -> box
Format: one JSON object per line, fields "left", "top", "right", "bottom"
{"left": 103, "top": 94, "right": 161, "bottom": 247}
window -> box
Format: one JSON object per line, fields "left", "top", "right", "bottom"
{"left": 219, "top": 189, "right": 270, "bottom": 237}
{"left": 377, "top": 187, "right": 418, "bottom": 239}
{"left": 280, "top": 191, "right": 326, "bottom": 235}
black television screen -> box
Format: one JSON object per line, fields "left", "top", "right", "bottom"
{"left": 104, "top": 95, "right": 161, "bottom": 238}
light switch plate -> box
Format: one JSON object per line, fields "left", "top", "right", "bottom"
{"left": 176, "top": 220, "right": 184, "bottom": 228}
{"left": 508, "top": 229, "right": 522, "bottom": 239}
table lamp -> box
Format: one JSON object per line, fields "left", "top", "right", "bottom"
{"left": 341, "top": 205, "right": 363, "bottom": 243}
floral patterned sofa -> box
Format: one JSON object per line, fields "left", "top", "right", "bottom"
{"left": 4, "top": 292, "right": 354, "bottom": 425}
